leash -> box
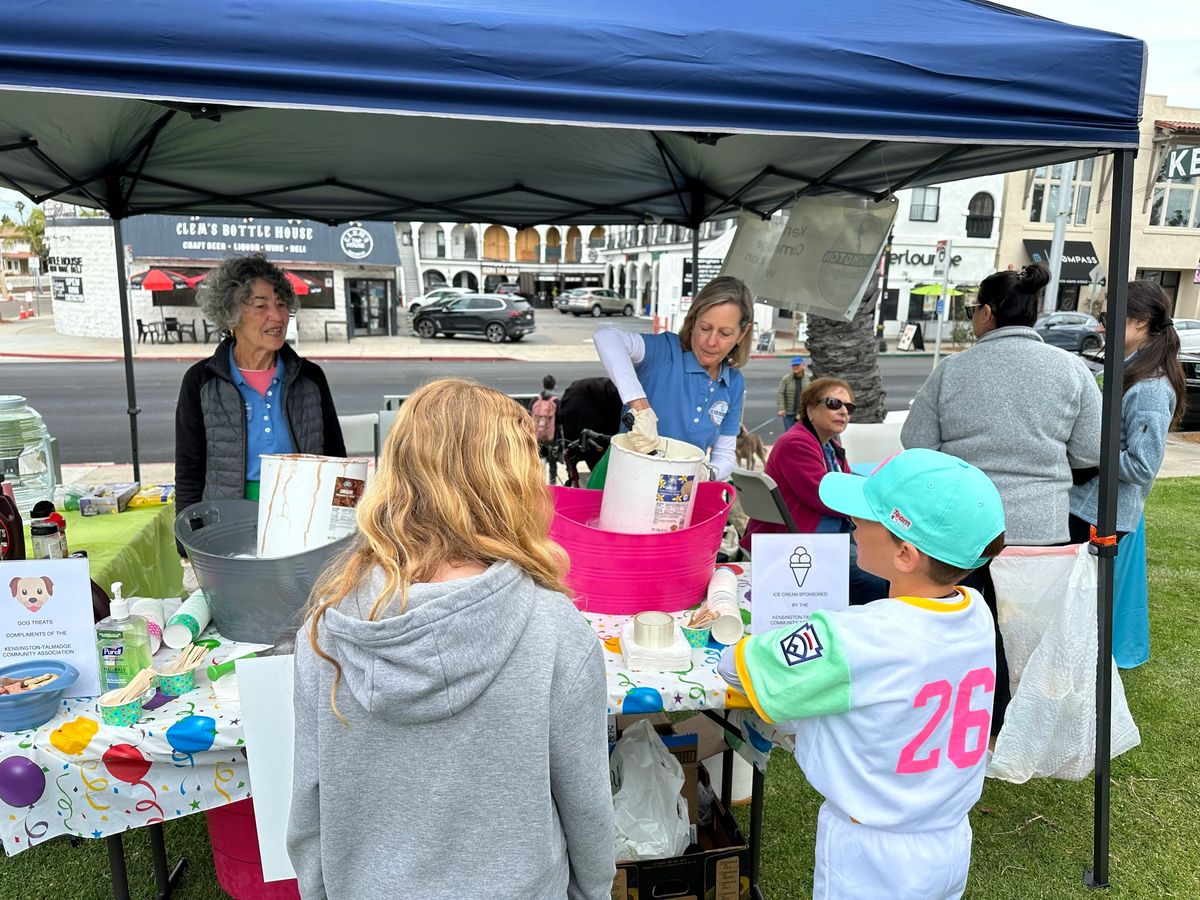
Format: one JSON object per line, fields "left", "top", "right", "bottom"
{"left": 745, "top": 416, "right": 777, "bottom": 436}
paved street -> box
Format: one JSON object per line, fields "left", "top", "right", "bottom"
{"left": 11, "top": 356, "right": 935, "bottom": 464}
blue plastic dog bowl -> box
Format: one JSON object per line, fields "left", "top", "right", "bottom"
{"left": 0, "top": 659, "right": 79, "bottom": 732}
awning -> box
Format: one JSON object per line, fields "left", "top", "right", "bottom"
{"left": 1023, "top": 240, "right": 1102, "bottom": 285}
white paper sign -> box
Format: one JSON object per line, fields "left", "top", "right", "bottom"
{"left": 237, "top": 654, "right": 297, "bottom": 882}
{"left": 750, "top": 533, "right": 850, "bottom": 633}
{"left": 1, "top": 558, "right": 101, "bottom": 698}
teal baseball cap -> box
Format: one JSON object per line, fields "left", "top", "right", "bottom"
{"left": 818, "top": 448, "right": 1005, "bottom": 569}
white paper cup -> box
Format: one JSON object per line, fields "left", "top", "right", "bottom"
{"left": 707, "top": 595, "right": 744, "bottom": 645}
{"left": 633, "top": 611, "right": 675, "bottom": 649}
{"left": 131, "top": 598, "right": 165, "bottom": 654}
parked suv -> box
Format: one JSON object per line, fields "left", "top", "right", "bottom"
{"left": 1034, "top": 311, "right": 1104, "bottom": 353}
{"left": 565, "top": 288, "right": 634, "bottom": 317}
{"left": 408, "top": 285, "right": 468, "bottom": 314}
{"left": 412, "top": 293, "right": 536, "bottom": 343}
{"left": 557, "top": 287, "right": 587, "bottom": 314}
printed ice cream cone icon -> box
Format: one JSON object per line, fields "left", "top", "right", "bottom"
{"left": 790, "top": 547, "right": 812, "bottom": 588}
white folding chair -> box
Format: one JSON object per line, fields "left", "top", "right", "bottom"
{"left": 838, "top": 421, "right": 904, "bottom": 466}
{"left": 337, "top": 413, "right": 380, "bottom": 460}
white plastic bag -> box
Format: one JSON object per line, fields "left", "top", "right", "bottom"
{"left": 610, "top": 719, "right": 691, "bottom": 861}
{"left": 988, "top": 544, "right": 1141, "bottom": 782}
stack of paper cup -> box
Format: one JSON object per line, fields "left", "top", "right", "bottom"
{"left": 130, "top": 598, "right": 166, "bottom": 654}
{"left": 163, "top": 593, "right": 213, "bottom": 649}
{"left": 705, "top": 567, "right": 743, "bottom": 644}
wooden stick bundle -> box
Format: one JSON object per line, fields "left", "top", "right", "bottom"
{"left": 110, "top": 667, "right": 155, "bottom": 705}
{"left": 163, "top": 644, "right": 207, "bottom": 675}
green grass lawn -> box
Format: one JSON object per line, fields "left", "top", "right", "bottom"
{"left": 6, "top": 479, "right": 1198, "bottom": 899}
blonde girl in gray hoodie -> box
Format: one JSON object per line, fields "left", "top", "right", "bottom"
{"left": 289, "top": 378, "right": 615, "bottom": 900}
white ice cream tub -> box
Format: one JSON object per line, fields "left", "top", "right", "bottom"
{"left": 598, "top": 433, "right": 707, "bottom": 535}
{"left": 256, "top": 454, "right": 368, "bottom": 558}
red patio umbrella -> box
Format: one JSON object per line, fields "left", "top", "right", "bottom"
{"left": 283, "top": 271, "right": 311, "bottom": 296}
{"left": 129, "top": 268, "right": 190, "bottom": 291}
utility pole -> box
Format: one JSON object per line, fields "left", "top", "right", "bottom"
{"left": 876, "top": 230, "right": 894, "bottom": 352}
{"left": 932, "top": 239, "right": 953, "bottom": 366}
{"left": 1044, "top": 160, "right": 1076, "bottom": 314}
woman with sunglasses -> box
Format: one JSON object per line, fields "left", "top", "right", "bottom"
{"left": 901, "top": 263, "right": 1102, "bottom": 735}
{"left": 742, "top": 377, "right": 889, "bottom": 605}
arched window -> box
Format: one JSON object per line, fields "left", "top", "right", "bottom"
{"left": 544, "top": 227, "right": 562, "bottom": 262}
{"left": 966, "top": 192, "right": 995, "bottom": 238}
{"left": 516, "top": 228, "right": 540, "bottom": 262}
{"left": 483, "top": 225, "right": 509, "bottom": 260}
{"left": 565, "top": 226, "right": 582, "bottom": 262}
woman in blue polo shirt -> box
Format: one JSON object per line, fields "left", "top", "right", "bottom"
{"left": 592, "top": 276, "right": 752, "bottom": 485}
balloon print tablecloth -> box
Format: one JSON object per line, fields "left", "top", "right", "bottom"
{"left": 2, "top": 565, "right": 785, "bottom": 855}
{"left": 0, "top": 614, "right": 270, "bottom": 856}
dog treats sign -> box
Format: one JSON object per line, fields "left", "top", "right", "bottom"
{"left": 2, "top": 558, "right": 101, "bottom": 698}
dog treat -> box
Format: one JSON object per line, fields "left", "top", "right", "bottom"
{"left": 0, "top": 673, "right": 59, "bottom": 694}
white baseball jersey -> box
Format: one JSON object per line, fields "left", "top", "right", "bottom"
{"left": 733, "top": 587, "right": 996, "bottom": 832}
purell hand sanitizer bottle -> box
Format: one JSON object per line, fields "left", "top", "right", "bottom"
{"left": 95, "top": 582, "right": 153, "bottom": 693}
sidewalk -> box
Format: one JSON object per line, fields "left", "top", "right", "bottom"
{"left": 0, "top": 315, "right": 949, "bottom": 364}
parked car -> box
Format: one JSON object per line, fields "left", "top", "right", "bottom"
{"left": 1174, "top": 317, "right": 1200, "bottom": 353}
{"left": 565, "top": 287, "right": 634, "bottom": 317}
{"left": 1081, "top": 347, "right": 1200, "bottom": 431}
{"left": 412, "top": 293, "right": 536, "bottom": 343}
{"left": 407, "top": 286, "right": 468, "bottom": 314}
{"left": 557, "top": 288, "right": 588, "bottom": 314}
{"left": 494, "top": 282, "right": 524, "bottom": 297}
{"left": 1034, "top": 311, "right": 1104, "bottom": 352}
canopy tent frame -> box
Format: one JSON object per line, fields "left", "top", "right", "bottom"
{"left": 1, "top": 0, "right": 1148, "bottom": 891}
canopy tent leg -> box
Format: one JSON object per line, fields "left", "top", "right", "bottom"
{"left": 110, "top": 217, "right": 142, "bottom": 483}
{"left": 1086, "top": 147, "right": 1135, "bottom": 890}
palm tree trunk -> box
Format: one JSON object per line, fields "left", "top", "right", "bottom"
{"left": 805, "top": 287, "right": 887, "bottom": 424}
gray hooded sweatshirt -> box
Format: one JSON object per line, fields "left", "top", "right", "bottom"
{"left": 287, "top": 561, "right": 615, "bottom": 899}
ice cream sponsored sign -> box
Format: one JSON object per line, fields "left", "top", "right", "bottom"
{"left": 750, "top": 534, "right": 850, "bottom": 632}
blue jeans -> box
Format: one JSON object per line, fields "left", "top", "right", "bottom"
{"left": 782, "top": 414, "right": 798, "bottom": 430}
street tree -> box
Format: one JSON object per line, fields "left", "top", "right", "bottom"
{"left": 804, "top": 286, "right": 887, "bottom": 424}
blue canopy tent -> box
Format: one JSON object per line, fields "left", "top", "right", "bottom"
{"left": 0, "top": 0, "right": 1146, "bottom": 895}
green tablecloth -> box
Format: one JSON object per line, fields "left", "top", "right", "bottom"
{"left": 24, "top": 503, "right": 184, "bottom": 599}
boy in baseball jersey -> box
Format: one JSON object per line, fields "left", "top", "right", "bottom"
{"left": 719, "top": 449, "right": 1006, "bottom": 899}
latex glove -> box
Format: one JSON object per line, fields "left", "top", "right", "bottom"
{"left": 181, "top": 559, "right": 200, "bottom": 594}
{"left": 628, "top": 407, "right": 662, "bottom": 455}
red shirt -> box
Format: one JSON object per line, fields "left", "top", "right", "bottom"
{"left": 742, "top": 423, "right": 849, "bottom": 545}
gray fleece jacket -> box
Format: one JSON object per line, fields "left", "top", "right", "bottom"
{"left": 287, "top": 561, "right": 615, "bottom": 900}
{"left": 1070, "top": 372, "right": 1177, "bottom": 533}
{"left": 901, "top": 327, "right": 1101, "bottom": 545}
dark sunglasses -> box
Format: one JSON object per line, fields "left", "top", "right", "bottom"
{"left": 965, "top": 302, "right": 980, "bottom": 319}
{"left": 821, "top": 396, "right": 856, "bottom": 414}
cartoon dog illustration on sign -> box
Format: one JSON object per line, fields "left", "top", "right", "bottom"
{"left": 10, "top": 576, "right": 54, "bottom": 614}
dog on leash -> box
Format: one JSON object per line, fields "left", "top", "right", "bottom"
{"left": 736, "top": 425, "right": 768, "bottom": 470}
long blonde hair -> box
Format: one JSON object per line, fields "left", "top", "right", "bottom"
{"left": 306, "top": 378, "right": 569, "bottom": 719}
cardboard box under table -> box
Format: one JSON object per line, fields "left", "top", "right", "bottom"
{"left": 612, "top": 793, "right": 749, "bottom": 900}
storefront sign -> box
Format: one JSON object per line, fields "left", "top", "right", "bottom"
{"left": 682, "top": 257, "right": 723, "bottom": 295}
{"left": 888, "top": 248, "right": 963, "bottom": 269}
{"left": 47, "top": 256, "right": 83, "bottom": 274}
{"left": 51, "top": 275, "right": 84, "bottom": 302}
{"left": 121, "top": 215, "right": 400, "bottom": 265}
{"left": 1163, "top": 146, "right": 1200, "bottom": 180}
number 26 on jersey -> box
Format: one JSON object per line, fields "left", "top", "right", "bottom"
{"left": 896, "top": 667, "right": 994, "bottom": 775}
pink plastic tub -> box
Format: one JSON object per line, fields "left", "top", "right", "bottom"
{"left": 205, "top": 798, "right": 300, "bottom": 900}
{"left": 549, "top": 481, "right": 735, "bottom": 615}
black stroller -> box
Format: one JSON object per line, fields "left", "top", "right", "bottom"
{"left": 549, "top": 376, "right": 624, "bottom": 487}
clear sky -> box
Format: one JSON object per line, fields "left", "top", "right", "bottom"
{"left": 2, "top": 2, "right": 1196, "bottom": 219}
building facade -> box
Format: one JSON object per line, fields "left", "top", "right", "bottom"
{"left": 407, "top": 223, "right": 608, "bottom": 304}
{"left": 45, "top": 215, "right": 403, "bottom": 342}
{"left": 995, "top": 93, "right": 1200, "bottom": 320}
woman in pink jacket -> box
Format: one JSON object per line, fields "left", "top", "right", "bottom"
{"left": 742, "top": 377, "right": 888, "bottom": 604}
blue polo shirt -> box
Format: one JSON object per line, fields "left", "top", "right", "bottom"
{"left": 631, "top": 332, "right": 745, "bottom": 452}
{"left": 228, "top": 347, "right": 295, "bottom": 481}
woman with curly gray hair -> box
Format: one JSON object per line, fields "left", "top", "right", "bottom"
{"left": 175, "top": 254, "right": 345, "bottom": 514}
